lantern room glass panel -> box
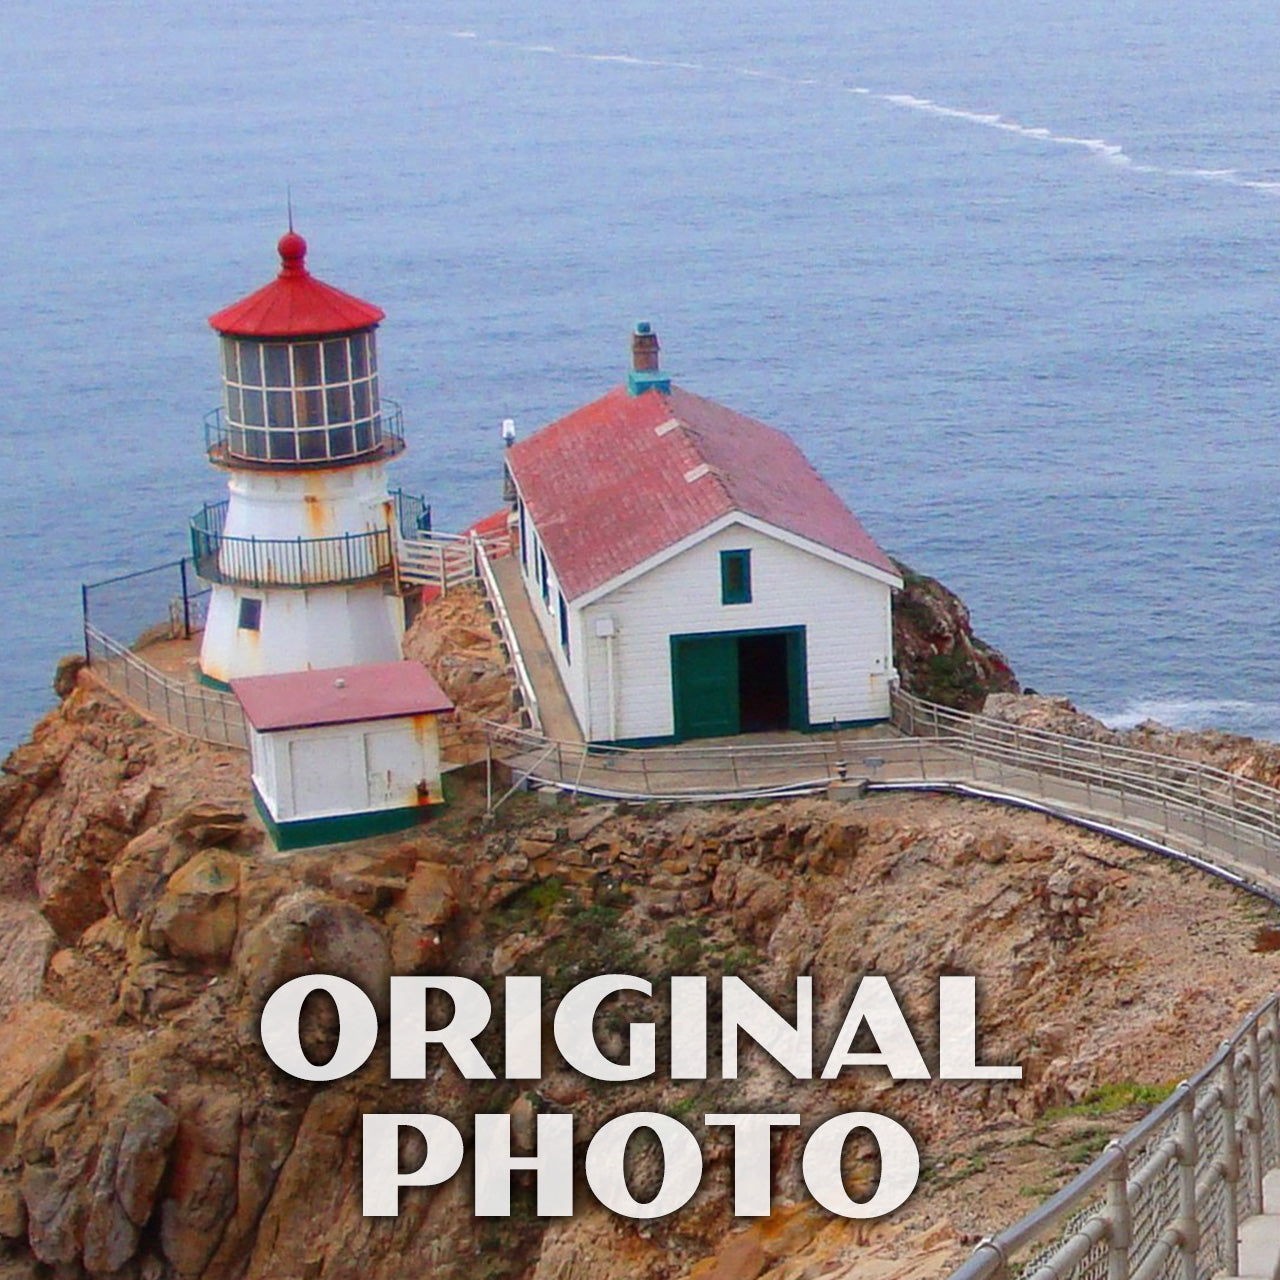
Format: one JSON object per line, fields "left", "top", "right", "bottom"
{"left": 218, "top": 334, "right": 386, "bottom": 464}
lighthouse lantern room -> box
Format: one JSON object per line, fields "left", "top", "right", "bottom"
{"left": 195, "top": 231, "right": 408, "bottom": 687}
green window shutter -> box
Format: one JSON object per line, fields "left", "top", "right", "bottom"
{"left": 720, "top": 550, "right": 752, "bottom": 605}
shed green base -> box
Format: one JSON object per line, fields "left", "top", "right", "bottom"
{"left": 197, "top": 671, "right": 232, "bottom": 692}
{"left": 253, "top": 786, "right": 436, "bottom": 851}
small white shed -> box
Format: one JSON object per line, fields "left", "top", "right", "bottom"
{"left": 231, "top": 661, "right": 454, "bottom": 850}
{"left": 504, "top": 325, "right": 902, "bottom": 745}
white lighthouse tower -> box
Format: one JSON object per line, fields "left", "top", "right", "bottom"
{"left": 194, "top": 230, "right": 407, "bottom": 687}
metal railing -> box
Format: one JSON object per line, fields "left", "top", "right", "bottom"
{"left": 481, "top": 719, "right": 870, "bottom": 803}
{"left": 397, "top": 530, "right": 480, "bottom": 591}
{"left": 890, "top": 688, "right": 1280, "bottom": 886}
{"left": 473, "top": 534, "right": 542, "bottom": 733}
{"left": 203, "top": 401, "right": 406, "bottom": 468}
{"left": 190, "top": 500, "right": 395, "bottom": 589}
{"left": 81, "top": 558, "right": 208, "bottom": 652}
{"left": 84, "top": 624, "right": 248, "bottom": 750}
{"left": 949, "top": 994, "right": 1280, "bottom": 1280}
{"left": 390, "top": 488, "right": 431, "bottom": 540}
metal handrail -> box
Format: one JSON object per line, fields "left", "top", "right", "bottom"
{"left": 389, "top": 487, "right": 431, "bottom": 540}
{"left": 83, "top": 624, "right": 248, "bottom": 751}
{"left": 471, "top": 533, "right": 542, "bottom": 732}
{"left": 892, "top": 687, "right": 1280, "bottom": 812}
{"left": 948, "top": 995, "right": 1280, "bottom": 1280}
{"left": 203, "top": 400, "right": 406, "bottom": 468}
{"left": 189, "top": 502, "right": 395, "bottom": 589}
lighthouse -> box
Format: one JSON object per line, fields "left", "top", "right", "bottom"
{"left": 194, "top": 230, "right": 408, "bottom": 686}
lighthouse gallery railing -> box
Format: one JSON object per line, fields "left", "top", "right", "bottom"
{"left": 190, "top": 500, "right": 395, "bottom": 589}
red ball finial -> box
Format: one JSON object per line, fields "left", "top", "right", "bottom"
{"left": 277, "top": 230, "right": 308, "bottom": 276}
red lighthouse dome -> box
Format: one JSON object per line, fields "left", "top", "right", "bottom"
{"left": 208, "top": 231, "right": 385, "bottom": 338}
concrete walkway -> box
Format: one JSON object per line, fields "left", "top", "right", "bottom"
{"left": 490, "top": 555, "right": 583, "bottom": 742}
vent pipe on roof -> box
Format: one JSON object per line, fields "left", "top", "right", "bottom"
{"left": 627, "top": 321, "right": 672, "bottom": 396}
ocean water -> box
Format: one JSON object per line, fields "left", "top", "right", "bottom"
{"left": 3, "top": 0, "right": 1280, "bottom": 753}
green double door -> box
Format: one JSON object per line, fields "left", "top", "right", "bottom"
{"left": 670, "top": 627, "right": 808, "bottom": 741}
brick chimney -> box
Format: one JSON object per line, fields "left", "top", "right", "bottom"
{"left": 627, "top": 321, "right": 671, "bottom": 396}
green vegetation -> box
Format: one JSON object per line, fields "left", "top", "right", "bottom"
{"left": 1043, "top": 1081, "right": 1176, "bottom": 1121}
{"left": 923, "top": 651, "right": 986, "bottom": 709}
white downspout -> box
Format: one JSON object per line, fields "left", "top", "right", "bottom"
{"left": 606, "top": 631, "right": 618, "bottom": 741}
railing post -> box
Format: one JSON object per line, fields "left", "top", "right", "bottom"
{"left": 1270, "top": 1002, "right": 1280, "bottom": 1161}
{"left": 1177, "top": 1089, "right": 1199, "bottom": 1280}
{"left": 1220, "top": 1042, "right": 1241, "bottom": 1276}
{"left": 1247, "top": 1022, "right": 1265, "bottom": 1212}
{"left": 81, "top": 583, "right": 91, "bottom": 663}
{"left": 1105, "top": 1143, "right": 1131, "bottom": 1280}
{"left": 179, "top": 558, "right": 192, "bottom": 639}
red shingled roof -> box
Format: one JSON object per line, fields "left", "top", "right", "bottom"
{"left": 232, "top": 661, "right": 452, "bottom": 732}
{"left": 209, "top": 231, "right": 385, "bottom": 339}
{"left": 505, "top": 384, "right": 897, "bottom": 601}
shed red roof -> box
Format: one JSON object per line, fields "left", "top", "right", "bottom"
{"left": 231, "top": 661, "right": 452, "bottom": 732}
{"left": 209, "top": 231, "right": 385, "bottom": 339}
{"left": 505, "top": 384, "right": 898, "bottom": 601}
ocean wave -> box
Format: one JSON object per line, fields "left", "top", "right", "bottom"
{"left": 442, "top": 29, "right": 1280, "bottom": 197}
{"left": 1090, "top": 697, "right": 1280, "bottom": 740}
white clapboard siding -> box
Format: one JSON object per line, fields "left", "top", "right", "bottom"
{"left": 516, "top": 504, "right": 894, "bottom": 742}
{"left": 577, "top": 522, "right": 892, "bottom": 741}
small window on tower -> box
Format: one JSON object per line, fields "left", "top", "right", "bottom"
{"left": 238, "top": 598, "right": 262, "bottom": 631}
{"left": 721, "top": 550, "right": 752, "bottom": 605}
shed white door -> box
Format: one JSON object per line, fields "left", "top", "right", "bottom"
{"left": 289, "top": 734, "right": 358, "bottom": 819}
{"left": 365, "top": 728, "right": 411, "bottom": 809}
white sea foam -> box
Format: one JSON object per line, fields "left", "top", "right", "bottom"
{"left": 442, "top": 29, "right": 1280, "bottom": 197}
{"left": 1091, "top": 698, "right": 1280, "bottom": 741}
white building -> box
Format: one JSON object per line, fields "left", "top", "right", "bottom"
{"left": 195, "top": 230, "right": 412, "bottom": 687}
{"left": 504, "top": 324, "right": 902, "bottom": 744}
{"left": 231, "top": 661, "right": 453, "bottom": 849}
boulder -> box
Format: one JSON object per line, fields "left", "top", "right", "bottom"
{"left": 235, "top": 889, "right": 391, "bottom": 1014}
{"left": 160, "top": 1087, "right": 242, "bottom": 1279}
{"left": 712, "top": 863, "right": 788, "bottom": 946}
{"left": 0, "top": 1178, "right": 26, "bottom": 1239}
{"left": 37, "top": 854, "right": 106, "bottom": 945}
{"left": 0, "top": 773, "right": 38, "bottom": 835}
{"left": 52, "top": 654, "right": 87, "bottom": 700}
{"left": 174, "top": 803, "right": 251, "bottom": 850}
{"left": 83, "top": 1092, "right": 179, "bottom": 1274}
{"left": 146, "top": 850, "right": 242, "bottom": 963}
{"left": 399, "top": 861, "right": 457, "bottom": 927}
{"left": 110, "top": 827, "right": 175, "bottom": 925}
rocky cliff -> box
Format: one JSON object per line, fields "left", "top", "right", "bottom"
{"left": 891, "top": 562, "right": 1019, "bottom": 710}
{"left": 1, "top": 666, "right": 1277, "bottom": 1280}
{"left": 982, "top": 692, "right": 1280, "bottom": 786}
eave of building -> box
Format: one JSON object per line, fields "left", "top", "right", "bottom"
{"left": 521, "top": 503, "right": 903, "bottom": 611}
